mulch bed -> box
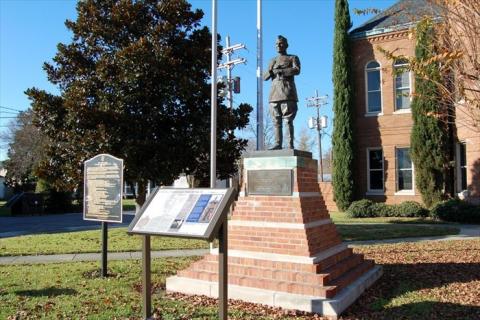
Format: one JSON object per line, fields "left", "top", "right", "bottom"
{"left": 162, "top": 239, "right": 480, "bottom": 319}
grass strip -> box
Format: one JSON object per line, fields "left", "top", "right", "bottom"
{"left": 0, "top": 227, "right": 208, "bottom": 257}
{"left": 335, "top": 224, "right": 459, "bottom": 241}
{"left": 329, "top": 211, "right": 447, "bottom": 224}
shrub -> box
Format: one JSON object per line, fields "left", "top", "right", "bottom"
{"left": 346, "top": 200, "right": 428, "bottom": 218}
{"left": 346, "top": 199, "right": 377, "bottom": 218}
{"left": 395, "top": 201, "right": 429, "bottom": 217}
{"left": 430, "top": 199, "right": 480, "bottom": 223}
{"left": 372, "top": 202, "right": 395, "bottom": 217}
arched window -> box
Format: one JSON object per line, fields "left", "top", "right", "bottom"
{"left": 394, "top": 59, "right": 411, "bottom": 110}
{"left": 365, "top": 61, "right": 382, "bottom": 113}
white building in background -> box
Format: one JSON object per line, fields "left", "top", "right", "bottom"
{"left": 0, "top": 168, "right": 7, "bottom": 200}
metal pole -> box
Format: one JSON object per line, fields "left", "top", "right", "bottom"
{"left": 101, "top": 222, "right": 108, "bottom": 277}
{"left": 316, "top": 90, "right": 324, "bottom": 182}
{"left": 142, "top": 235, "right": 151, "bottom": 320}
{"left": 318, "top": 114, "right": 324, "bottom": 182}
{"left": 218, "top": 219, "right": 228, "bottom": 320}
{"left": 210, "top": 0, "right": 218, "bottom": 189}
{"left": 256, "top": 0, "right": 264, "bottom": 150}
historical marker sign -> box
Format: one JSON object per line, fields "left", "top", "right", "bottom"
{"left": 128, "top": 188, "right": 233, "bottom": 241}
{"left": 247, "top": 169, "right": 293, "bottom": 196}
{"left": 84, "top": 154, "right": 123, "bottom": 223}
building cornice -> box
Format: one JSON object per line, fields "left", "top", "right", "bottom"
{"left": 353, "top": 29, "right": 411, "bottom": 43}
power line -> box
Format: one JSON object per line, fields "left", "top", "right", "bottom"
{"left": 0, "top": 106, "right": 24, "bottom": 112}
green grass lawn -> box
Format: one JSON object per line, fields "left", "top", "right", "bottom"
{"left": 0, "top": 221, "right": 460, "bottom": 257}
{"left": 335, "top": 224, "right": 459, "bottom": 241}
{"left": 0, "top": 227, "right": 209, "bottom": 257}
{"left": 123, "top": 198, "right": 136, "bottom": 211}
{"left": 1, "top": 240, "right": 479, "bottom": 319}
{"left": 329, "top": 212, "right": 459, "bottom": 241}
{"left": 329, "top": 211, "right": 446, "bottom": 224}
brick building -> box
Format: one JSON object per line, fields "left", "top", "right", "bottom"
{"left": 348, "top": 0, "right": 479, "bottom": 205}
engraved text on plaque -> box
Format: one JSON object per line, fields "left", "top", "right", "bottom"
{"left": 247, "top": 169, "right": 293, "bottom": 196}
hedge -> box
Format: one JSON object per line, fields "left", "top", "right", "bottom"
{"left": 346, "top": 200, "right": 428, "bottom": 218}
{"left": 430, "top": 199, "right": 480, "bottom": 223}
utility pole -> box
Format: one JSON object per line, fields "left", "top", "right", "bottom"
{"left": 306, "top": 91, "right": 328, "bottom": 182}
{"left": 218, "top": 36, "right": 246, "bottom": 189}
{"left": 218, "top": 36, "right": 246, "bottom": 110}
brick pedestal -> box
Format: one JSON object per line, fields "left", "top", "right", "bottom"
{"left": 166, "top": 150, "right": 381, "bottom": 317}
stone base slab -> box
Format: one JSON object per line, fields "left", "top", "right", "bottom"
{"left": 166, "top": 265, "right": 382, "bottom": 318}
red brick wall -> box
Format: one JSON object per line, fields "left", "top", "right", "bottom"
{"left": 351, "top": 30, "right": 422, "bottom": 204}
{"left": 318, "top": 182, "right": 338, "bottom": 212}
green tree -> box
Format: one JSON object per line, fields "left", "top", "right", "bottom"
{"left": 1, "top": 109, "right": 47, "bottom": 191}
{"left": 27, "top": 0, "right": 252, "bottom": 205}
{"left": 332, "top": 0, "right": 354, "bottom": 211}
{"left": 410, "top": 19, "right": 449, "bottom": 207}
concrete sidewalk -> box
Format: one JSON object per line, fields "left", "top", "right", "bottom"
{"left": 1, "top": 223, "right": 479, "bottom": 265}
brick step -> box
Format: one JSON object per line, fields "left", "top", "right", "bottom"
{"left": 184, "top": 251, "right": 364, "bottom": 287}
{"left": 177, "top": 269, "right": 337, "bottom": 298}
{"left": 330, "top": 259, "right": 375, "bottom": 293}
{"left": 203, "top": 248, "right": 354, "bottom": 273}
{"left": 189, "top": 260, "right": 330, "bottom": 285}
{"left": 323, "top": 253, "right": 365, "bottom": 284}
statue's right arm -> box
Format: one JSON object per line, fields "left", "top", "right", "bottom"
{"left": 263, "top": 59, "right": 276, "bottom": 81}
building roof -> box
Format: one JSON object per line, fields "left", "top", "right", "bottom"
{"left": 350, "top": 0, "right": 439, "bottom": 39}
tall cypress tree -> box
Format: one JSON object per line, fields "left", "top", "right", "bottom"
{"left": 332, "top": 0, "right": 354, "bottom": 211}
{"left": 410, "top": 19, "right": 449, "bottom": 207}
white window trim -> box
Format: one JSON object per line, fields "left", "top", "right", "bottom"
{"left": 393, "top": 109, "right": 411, "bottom": 115}
{"left": 393, "top": 60, "right": 412, "bottom": 111}
{"left": 365, "top": 61, "right": 383, "bottom": 115}
{"left": 366, "top": 147, "right": 384, "bottom": 194}
{"left": 394, "top": 147, "right": 415, "bottom": 195}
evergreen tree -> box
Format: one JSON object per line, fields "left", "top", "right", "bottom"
{"left": 27, "top": 0, "right": 252, "bottom": 205}
{"left": 332, "top": 0, "right": 354, "bottom": 211}
{"left": 410, "top": 19, "right": 449, "bottom": 207}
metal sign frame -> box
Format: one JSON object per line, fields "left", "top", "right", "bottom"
{"left": 83, "top": 153, "right": 124, "bottom": 223}
{"left": 128, "top": 187, "right": 234, "bottom": 242}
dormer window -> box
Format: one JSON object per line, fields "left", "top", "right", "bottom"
{"left": 365, "top": 61, "right": 382, "bottom": 114}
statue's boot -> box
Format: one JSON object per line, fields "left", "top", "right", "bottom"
{"left": 287, "top": 121, "right": 294, "bottom": 149}
{"left": 269, "top": 124, "right": 283, "bottom": 150}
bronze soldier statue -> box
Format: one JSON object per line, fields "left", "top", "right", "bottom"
{"left": 264, "top": 35, "right": 301, "bottom": 150}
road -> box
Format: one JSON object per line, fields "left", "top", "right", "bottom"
{"left": 0, "top": 211, "right": 135, "bottom": 238}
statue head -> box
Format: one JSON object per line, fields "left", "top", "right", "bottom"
{"left": 275, "top": 35, "right": 288, "bottom": 54}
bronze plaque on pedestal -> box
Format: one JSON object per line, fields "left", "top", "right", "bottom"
{"left": 247, "top": 169, "right": 293, "bottom": 196}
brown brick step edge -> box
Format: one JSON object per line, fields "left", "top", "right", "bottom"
{"left": 177, "top": 269, "right": 337, "bottom": 298}
{"left": 176, "top": 251, "right": 374, "bottom": 298}
{"left": 203, "top": 248, "right": 353, "bottom": 273}
{"left": 187, "top": 253, "right": 365, "bottom": 287}
{"left": 331, "top": 259, "right": 375, "bottom": 294}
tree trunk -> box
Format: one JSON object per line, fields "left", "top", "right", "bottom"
{"left": 135, "top": 180, "right": 147, "bottom": 213}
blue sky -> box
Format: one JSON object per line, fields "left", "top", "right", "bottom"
{"left": 0, "top": 0, "right": 397, "bottom": 161}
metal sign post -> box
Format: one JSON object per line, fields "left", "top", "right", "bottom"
{"left": 101, "top": 222, "right": 108, "bottom": 277}
{"left": 218, "top": 218, "right": 228, "bottom": 319}
{"left": 142, "top": 235, "right": 152, "bottom": 319}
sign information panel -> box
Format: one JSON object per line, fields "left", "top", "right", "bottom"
{"left": 128, "top": 188, "right": 233, "bottom": 240}
{"left": 83, "top": 154, "right": 123, "bottom": 223}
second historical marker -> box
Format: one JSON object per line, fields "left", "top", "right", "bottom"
{"left": 84, "top": 154, "right": 123, "bottom": 223}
